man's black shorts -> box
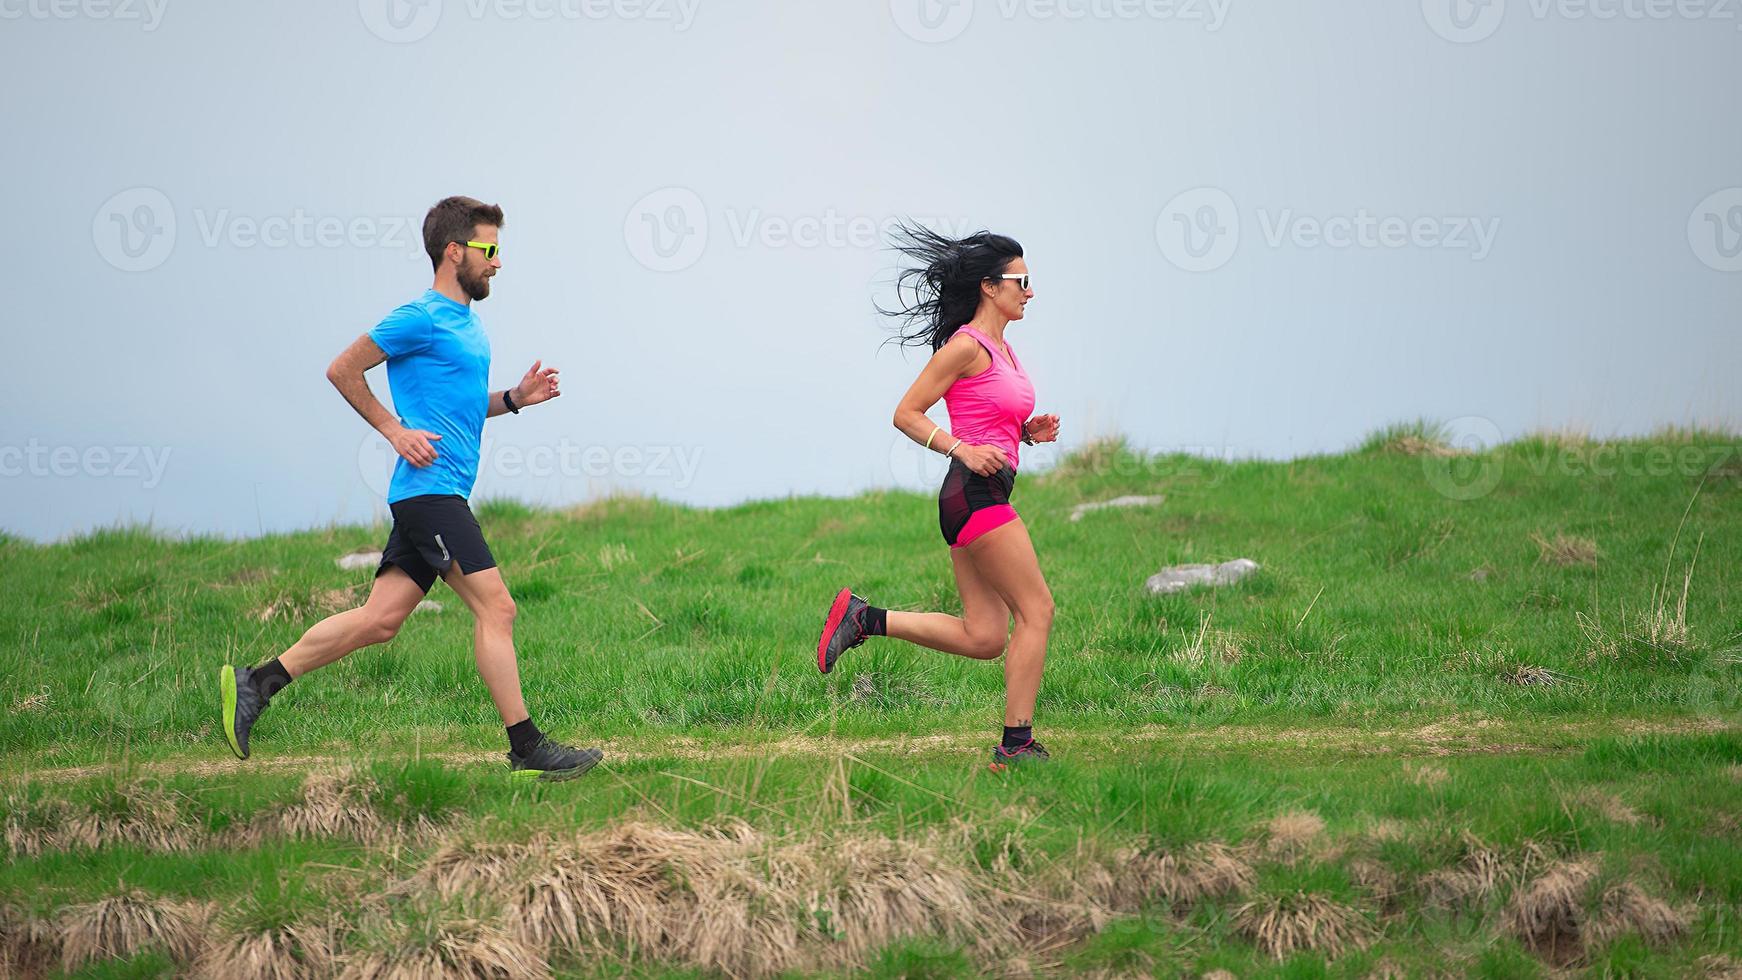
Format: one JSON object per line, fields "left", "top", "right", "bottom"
{"left": 376, "top": 494, "right": 497, "bottom": 593}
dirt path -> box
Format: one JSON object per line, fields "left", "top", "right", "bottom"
{"left": 15, "top": 716, "right": 1735, "bottom": 783}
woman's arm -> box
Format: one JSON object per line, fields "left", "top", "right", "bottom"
{"left": 892, "top": 336, "right": 1006, "bottom": 475}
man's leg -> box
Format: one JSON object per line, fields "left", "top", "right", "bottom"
{"left": 435, "top": 564, "right": 527, "bottom": 725}
{"left": 440, "top": 563, "right": 601, "bottom": 780}
{"left": 220, "top": 567, "right": 426, "bottom": 760}
{"left": 279, "top": 566, "right": 427, "bottom": 677}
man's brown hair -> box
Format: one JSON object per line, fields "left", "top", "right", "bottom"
{"left": 422, "top": 196, "right": 505, "bottom": 271}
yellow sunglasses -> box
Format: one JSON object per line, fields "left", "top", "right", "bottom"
{"left": 463, "top": 240, "right": 499, "bottom": 260}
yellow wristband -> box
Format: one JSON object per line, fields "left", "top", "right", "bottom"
{"left": 924, "top": 425, "right": 942, "bottom": 451}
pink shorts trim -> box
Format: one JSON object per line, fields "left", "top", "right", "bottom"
{"left": 950, "top": 504, "right": 1018, "bottom": 549}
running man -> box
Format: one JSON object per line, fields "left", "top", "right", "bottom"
{"left": 220, "top": 196, "right": 602, "bottom": 781}
{"left": 816, "top": 224, "right": 1061, "bottom": 770}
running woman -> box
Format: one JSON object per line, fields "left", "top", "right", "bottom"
{"left": 219, "top": 196, "right": 602, "bottom": 781}
{"left": 816, "top": 225, "right": 1062, "bottom": 771}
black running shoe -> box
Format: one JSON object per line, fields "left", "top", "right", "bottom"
{"left": 220, "top": 664, "right": 269, "bottom": 760}
{"left": 988, "top": 740, "right": 1050, "bottom": 772}
{"left": 507, "top": 737, "right": 603, "bottom": 782}
{"left": 817, "top": 587, "right": 870, "bottom": 674}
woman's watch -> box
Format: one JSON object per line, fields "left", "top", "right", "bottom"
{"left": 1021, "top": 421, "right": 1036, "bottom": 446}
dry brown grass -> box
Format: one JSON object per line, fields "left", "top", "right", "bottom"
{"left": 1233, "top": 891, "right": 1374, "bottom": 960}
{"left": 1419, "top": 833, "right": 1511, "bottom": 911}
{"left": 1, "top": 903, "right": 57, "bottom": 977}
{"left": 1502, "top": 663, "right": 1558, "bottom": 687}
{"left": 254, "top": 769, "right": 386, "bottom": 844}
{"left": 405, "top": 838, "right": 539, "bottom": 900}
{"left": 339, "top": 904, "right": 549, "bottom": 980}
{"left": 1171, "top": 614, "right": 1246, "bottom": 669}
{"left": 1066, "top": 840, "right": 1255, "bottom": 913}
{"left": 1404, "top": 762, "right": 1450, "bottom": 788}
{"left": 1505, "top": 858, "right": 1598, "bottom": 963}
{"left": 57, "top": 891, "right": 208, "bottom": 972}
{"left": 1699, "top": 954, "right": 1742, "bottom": 979}
{"left": 1386, "top": 435, "right": 1460, "bottom": 458}
{"left": 4, "top": 782, "right": 195, "bottom": 856}
{"left": 1347, "top": 858, "right": 1404, "bottom": 912}
{"left": 1531, "top": 532, "right": 1599, "bottom": 568}
{"left": 492, "top": 820, "right": 1036, "bottom": 976}
{"left": 254, "top": 585, "right": 362, "bottom": 623}
{"left": 193, "top": 922, "right": 339, "bottom": 980}
{"left": 1589, "top": 881, "right": 1692, "bottom": 947}
{"left": 1260, "top": 810, "right": 1327, "bottom": 864}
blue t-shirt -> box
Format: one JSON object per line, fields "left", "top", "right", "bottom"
{"left": 369, "top": 289, "right": 491, "bottom": 503}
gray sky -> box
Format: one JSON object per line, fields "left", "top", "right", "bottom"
{"left": 3, "top": 0, "right": 1739, "bottom": 542}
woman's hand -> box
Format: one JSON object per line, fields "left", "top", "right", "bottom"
{"left": 952, "top": 442, "right": 1009, "bottom": 476}
{"left": 1024, "top": 414, "right": 1061, "bottom": 444}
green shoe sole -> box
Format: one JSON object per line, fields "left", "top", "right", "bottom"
{"left": 220, "top": 664, "right": 245, "bottom": 759}
{"left": 510, "top": 756, "right": 601, "bottom": 783}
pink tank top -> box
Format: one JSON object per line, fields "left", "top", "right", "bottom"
{"left": 943, "top": 325, "right": 1037, "bottom": 470}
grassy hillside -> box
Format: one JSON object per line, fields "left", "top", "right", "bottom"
{"left": 0, "top": 429, "right": 1738, "bottom": 977}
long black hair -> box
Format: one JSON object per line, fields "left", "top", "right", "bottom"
{"left": 878, "top": 221, "right": 1024, "bottom": 352}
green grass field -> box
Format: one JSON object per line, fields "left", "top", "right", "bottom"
{"left": 2, "top": 427, "right": 1739, "bottom": 978}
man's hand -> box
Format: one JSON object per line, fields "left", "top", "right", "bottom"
{"left": 1024, "top": 414, "right": 1061, "bottom": 444}
{"left": 388, "top": 425, "right": 442, "bottom": 467}
{"left": 513, "top": 360, "right": 561, "bottom": 408}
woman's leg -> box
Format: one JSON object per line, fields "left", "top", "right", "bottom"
{"left": 960, "top": 519, "right": 1053, "bottom": 727}
{"left": 886, "top": 547, "right": 1011, "bottom": 660}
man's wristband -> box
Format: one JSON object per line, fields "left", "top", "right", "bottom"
{"left": 502, "top": 390, "right": 520, "bottom": 415}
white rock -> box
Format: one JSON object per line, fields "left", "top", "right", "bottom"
{"left": 1069, "top": 494, "right": 1166, "bottom": 522}
{"left": 336, "top": 551, "right": 383, "bottom": 570}
{"left": 1145, "top": 558, "right": 1260, "bottom": 595}
{"left": 414, "top": 600, "right": 443, "bottom": 614}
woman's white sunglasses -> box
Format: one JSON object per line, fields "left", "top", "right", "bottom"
{"left": 992, "top": 273, "right": 1030, "bottom": 290}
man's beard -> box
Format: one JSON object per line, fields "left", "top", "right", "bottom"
{"left": 459, "top": 267, "right": 492, "bottom": 301}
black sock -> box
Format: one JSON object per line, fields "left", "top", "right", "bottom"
{"left": 253, "top": 659, "right": 293, "bottom": 699}
{"left": 863, "top": 606, "right": 888, "bottom": 637}
{"left": 507, "top": 718, "right": 544, "bottom": 756}
{"left": 1002, "top": 725, "right": 1033, "bottom": 750}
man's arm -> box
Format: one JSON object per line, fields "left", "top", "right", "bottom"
{"left": 327, "top": 334, "right": 441, "bottom": 468}
{"left": 487, "top": 359, "right": 562, "bottom": 419}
